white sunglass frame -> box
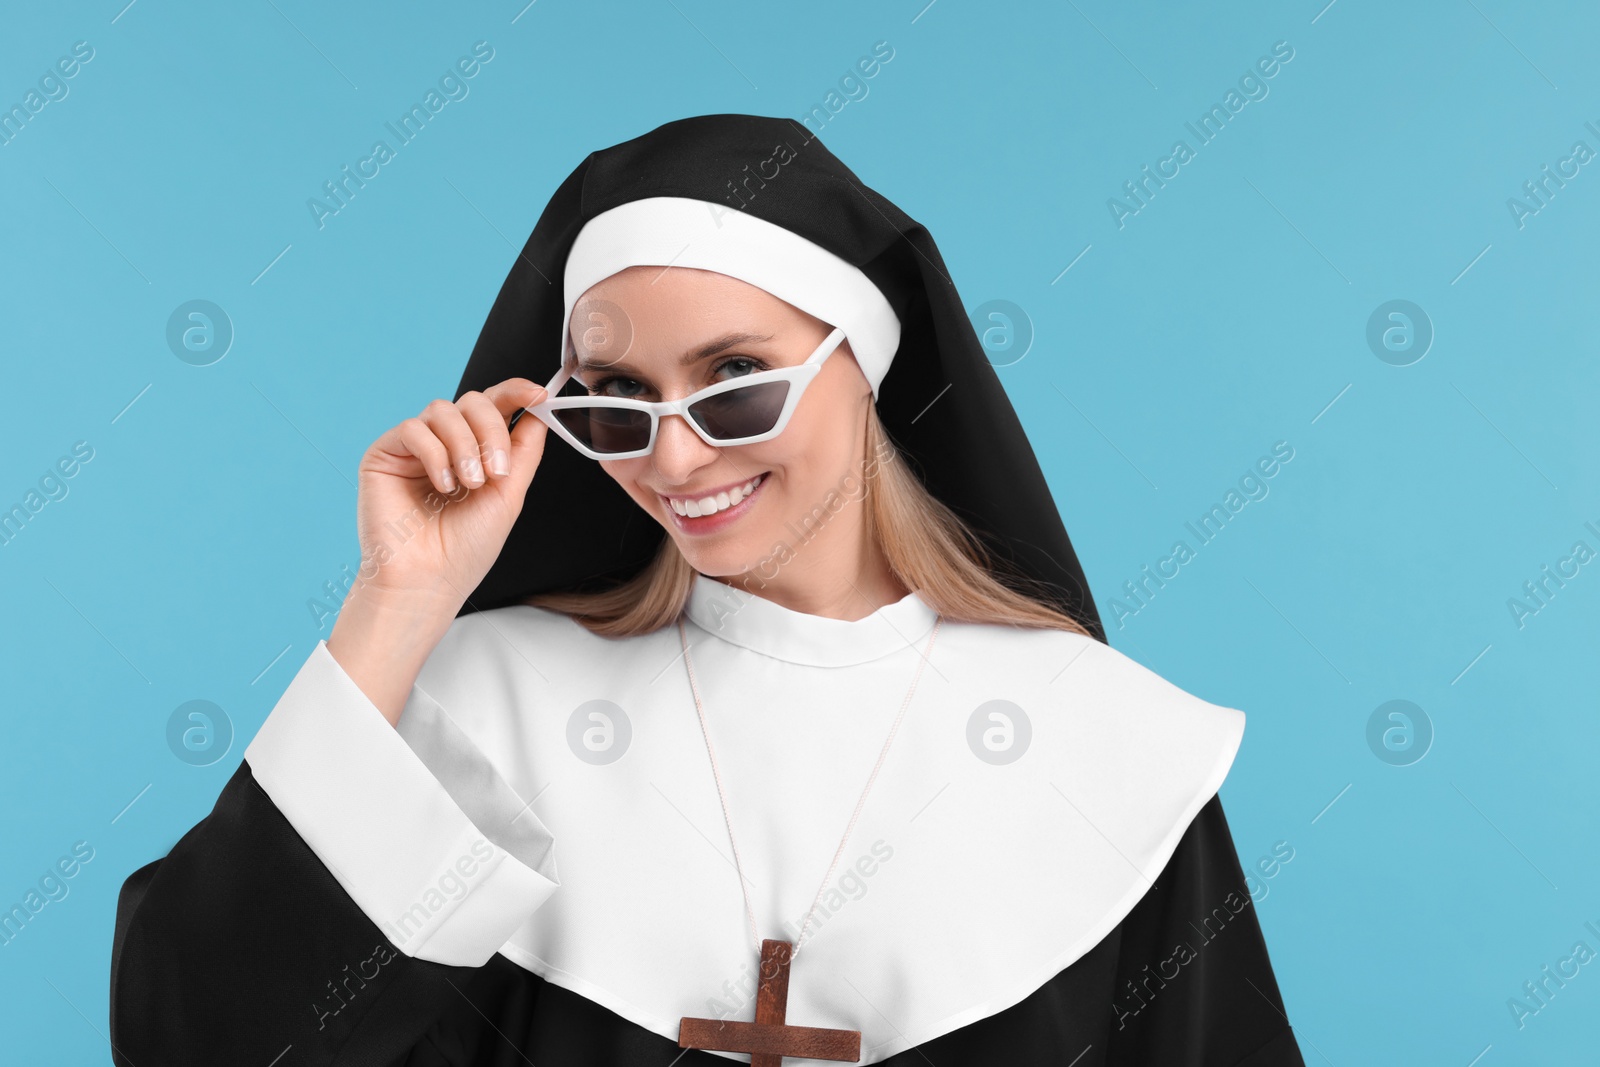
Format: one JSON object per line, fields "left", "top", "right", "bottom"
{"left": 524, "top": 326, "right": 847, "bottom": 461}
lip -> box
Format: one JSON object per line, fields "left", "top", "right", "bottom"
{"left": 660, "top": 472, "right": 769, "bottom": 535}
{"left": 657, "top": 475, "right": 765, "bottom": 503}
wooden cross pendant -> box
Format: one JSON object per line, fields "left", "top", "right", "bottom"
{"left": 678, "top": 939, "right": 861, "bottom": 1065}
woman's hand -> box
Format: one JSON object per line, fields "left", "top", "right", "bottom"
{"left": 327, "top": 378, "right": 549, "bottom": 724}
{"left": 353, "top": 379, "right": 550, "bottom": 605}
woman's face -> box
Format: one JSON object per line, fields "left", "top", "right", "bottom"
{"left": 570, "top": 266, "right": 874, "bottom": 583}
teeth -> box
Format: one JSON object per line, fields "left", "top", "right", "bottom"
{"left": 669, "top": 474, "right": 764, "bottom": 518}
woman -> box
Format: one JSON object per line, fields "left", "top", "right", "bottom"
{"left": 110, "top": 114, "right": 1304, "bottom": 1065}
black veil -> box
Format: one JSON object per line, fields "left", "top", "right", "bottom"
{"left": 453, "top": 113, "right": 1105, "bottom": 642}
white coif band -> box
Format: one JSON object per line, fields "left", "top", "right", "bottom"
{"left": 561, "top": 196, "right": 902, "bottom": 400}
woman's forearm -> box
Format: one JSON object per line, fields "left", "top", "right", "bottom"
{"left": 325, "top": 586, "right": 456, "bottom": 726}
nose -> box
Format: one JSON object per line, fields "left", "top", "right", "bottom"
{"left": 650, "top": 410, "right": 720, "bottom": 481}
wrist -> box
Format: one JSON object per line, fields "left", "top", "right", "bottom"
{"left": 327, "top": 587, "right": 457, "bottom": 726}
{"left": 337, "top": 580, "right": 458, "bottom": 636}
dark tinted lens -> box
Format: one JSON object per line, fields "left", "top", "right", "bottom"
{"left": 554, "top": 406, "right": 652, "bottom": 454}
{"left": 688, "top": 381, "right": 791, "bottom": 440}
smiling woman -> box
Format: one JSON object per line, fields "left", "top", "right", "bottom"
{"left": 511, "top": 192, "right": 1089, "bottom": 634}
{"left": 109, "top": 114, "right": 1304, "bottom": 1067}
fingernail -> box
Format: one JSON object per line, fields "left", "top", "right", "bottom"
{"left": 440, "top": 467, "right": 457, "bottom": 491}
{"left": 460, "top": 457, "right": 483, "bottom": 485}
{"left": 489, "top": 448, "right": 510, "bottom": 476}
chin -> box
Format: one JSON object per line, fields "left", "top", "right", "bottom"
{"left": 674, "top": 533, "right": 772, "bottom": 577}
{"left": 667, "top": 517, "right": 781, "bottom": 579}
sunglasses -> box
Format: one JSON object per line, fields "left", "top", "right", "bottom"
{"left": 524, "top": 327, "right": 847, "bottom": 460}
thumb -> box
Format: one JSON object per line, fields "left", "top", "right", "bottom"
{"left": 503, "top": 388, "right": 551, "bottom": 499}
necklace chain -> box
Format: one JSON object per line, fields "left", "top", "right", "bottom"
{"left": 675, "top": 610, "right": 943, "bottom": 959}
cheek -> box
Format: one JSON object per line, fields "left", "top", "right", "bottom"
{"left": 785, "top": 398, "right": 859, "bottom": 474}
{"left": 600, "top": 458, "right": 641, "bottom": 483}
{"left": 750, "top": 439, "right": 841, "bottom": 516}
{"left": 599, "top": 460, "right": 654, "bottom": 506}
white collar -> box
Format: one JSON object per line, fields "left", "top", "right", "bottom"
{"left": 683, "top": 572, "right": 940, "bottom": 668}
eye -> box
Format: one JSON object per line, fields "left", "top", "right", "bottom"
{"left": 586, "top": 374, "right": 645, "bottom": 398}
{"left": 712, "top": 355, "right": 767, "bottom": 381}
{"left": 586, "top": 355, "right": 769, "bottom": 398}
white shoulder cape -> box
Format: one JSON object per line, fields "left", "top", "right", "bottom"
{"left": 246, "top": 574, "right": 1243, "bottom": 1064}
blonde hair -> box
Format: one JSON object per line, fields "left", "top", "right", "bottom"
{"left": 523, "top": 406, "right": 1096, "bottom": 640}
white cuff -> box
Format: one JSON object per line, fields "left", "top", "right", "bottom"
{"left": 244, "top": 640, "right": 560, "bottom": 967}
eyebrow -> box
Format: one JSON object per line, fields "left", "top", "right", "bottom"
{"left": 574, "top": 331, "right": 775, "bottom": 377}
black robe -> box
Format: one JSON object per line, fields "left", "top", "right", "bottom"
{"left": 110, "top": 760, "right": 1304, "bottom": 1066}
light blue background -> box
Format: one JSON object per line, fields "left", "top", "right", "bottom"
{"left": 3, "top": 0, "right": 1597, "bottom": 1062}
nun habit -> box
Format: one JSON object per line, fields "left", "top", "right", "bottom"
{"left": 110, "top": 114, "right": 1305, "bottom": 1066}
